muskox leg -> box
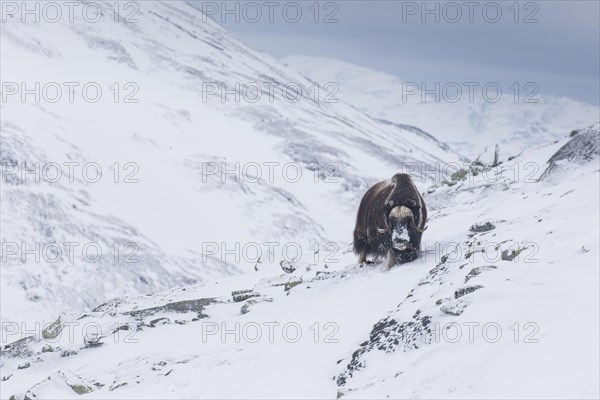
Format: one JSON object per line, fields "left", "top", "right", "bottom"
{"left": 358, "top": 250, "right": 367, "bottom": 265}
{"left": 384, "top": 250, "right": 396, "bottom": 270}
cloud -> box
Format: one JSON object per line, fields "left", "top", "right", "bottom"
{"left": 190, "top": 1, "right": 600, "bottom": 105}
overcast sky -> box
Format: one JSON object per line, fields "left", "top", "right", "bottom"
{"left": 191, "top": 1, "right": 600, "bottom": 105}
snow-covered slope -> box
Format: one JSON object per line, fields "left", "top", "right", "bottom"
{"left": 0, "top": 2, "right": 463, "bottom": 330}
{"left": 282, "top": 56, "right": 600, "bottom": 159}
{"left": 2, "top": 125, "right": 598, "bottom": 399}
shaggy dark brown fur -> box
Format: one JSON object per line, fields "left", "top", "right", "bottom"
{"left": 353, "top": 173, "right": 427, "bottom": 267}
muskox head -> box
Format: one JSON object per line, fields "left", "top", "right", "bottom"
{"left": 381, "top": 205, "right": 426, "bottom": 263}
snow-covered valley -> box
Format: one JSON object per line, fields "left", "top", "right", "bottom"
{"left": 2, "top": 121, "right": 599, "bottom": 399}
{"left": 1, "top": 1, "right": 599, "bottom": 399}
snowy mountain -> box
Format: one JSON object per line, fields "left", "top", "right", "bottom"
{"left": 0, "top": 2, "right": 463, "bottom": 332}
{"left": 2, "top": 123, "right": 598, "bottom": 399}
{"left": 1, "top": 1, "right": 599, "bottom": 398}
{"left": 282, "top": 56, "right": 600, "bottom": 159}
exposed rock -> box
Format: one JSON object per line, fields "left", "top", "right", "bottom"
{"left": 284, "top": 278, "right": 303, "bottom": 292}
{"left": 61, "top": 350, "right": 77, "bottom": 357}
{"left": 70, "top": 383, "right": 94, "bottom": 395}
{"left": 501, "top": 248, "right": 526, "bottom": 261}
{"left": 336, "top": 312, "right": 433, "bottom": 387}
{"left": 42, "top": 316, "right": 64, "bottom": 340}
{"left": 240, "top": 297, "right": 273, "bottom": 314}
{"left": 231, "top": 290, "right": 260, "bottom": 302}
{"left": 465, "top": 266, "right": 497, "bottom": 282}
{"left": 549, "top": 124, "right": 600, "bottom": 163}
{"left": 17, "top": 362, "right": 30, "bottom": 370}
{"left": 450, "top": 168, "right": 469, "bottom": 182}
{"left": 279, "top": 259, "right": 296, "bottom": 273}
{"left": 542, "top": 123, "right": 600, "bottom": 178}
{"left": 83, "top": 334, "right": 103, "bottom": 348}
{"left": 314, "top": 270, "right": 347, "bottom": 280}
{"left": 440, "top": 300, "right": 468, "bottom": 316}
{"left": 41, "top": 345, "right": 55, "bottom": 353}
{"left": 23, "top": 370, "right": 95, "bottom": 397}
{"left": 109, "top": 382, "right": 128, "bottom": 391}
{"left": 231, "top": 289, "right": 253, "bottom": 297}
{"left": 435, "top": 298, "right": 452, "bottom": 305}
{"left": 124, "top": 298, "right": 215, "bottom": 319}
{"left": 469, "top": 222, "right": 496, "bottom": 233}
{"left": 455, "top": 285, "right": 484, "bottom": 299}
{"left": 149, "top": 317, "right": 170, "bottom": 327}
{"left": 1, "top": 336, "right": 35, "bottom": 359}
{"left": 92, "top": 298, "right": 126, "bottom": 313}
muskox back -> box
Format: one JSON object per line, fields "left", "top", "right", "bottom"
{"left": 353, "top": 173, "right": 427, "bottom": 265}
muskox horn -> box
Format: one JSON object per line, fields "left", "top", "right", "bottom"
{"left": 415, "top": 225, "right": 428, "bottom": 233}
{"left": 376, "top": 205, "right": 400, "bottom": 234}
{"left": 377, "top": 215, "right": 390, "bottom": 234}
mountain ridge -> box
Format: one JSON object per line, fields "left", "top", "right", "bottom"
{"left": 282, "top": 55, "right": 600, "bottom": 159}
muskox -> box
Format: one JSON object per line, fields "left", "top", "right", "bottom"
{"left": 353, "top": 173, "right": 427, "bottom": 268}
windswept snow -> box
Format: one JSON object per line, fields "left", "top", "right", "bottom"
{"left": 0, "top": 0, "right": 462, "bottom": 327}
{"left": 2, "top": 124, "right": 598, "bottom": 398}
{"left": 1, "top": 1, "right": 599, "bottom": 399}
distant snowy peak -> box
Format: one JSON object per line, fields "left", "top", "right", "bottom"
{"left": 282, "top": 55, "right": 600, "bottom": 159}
